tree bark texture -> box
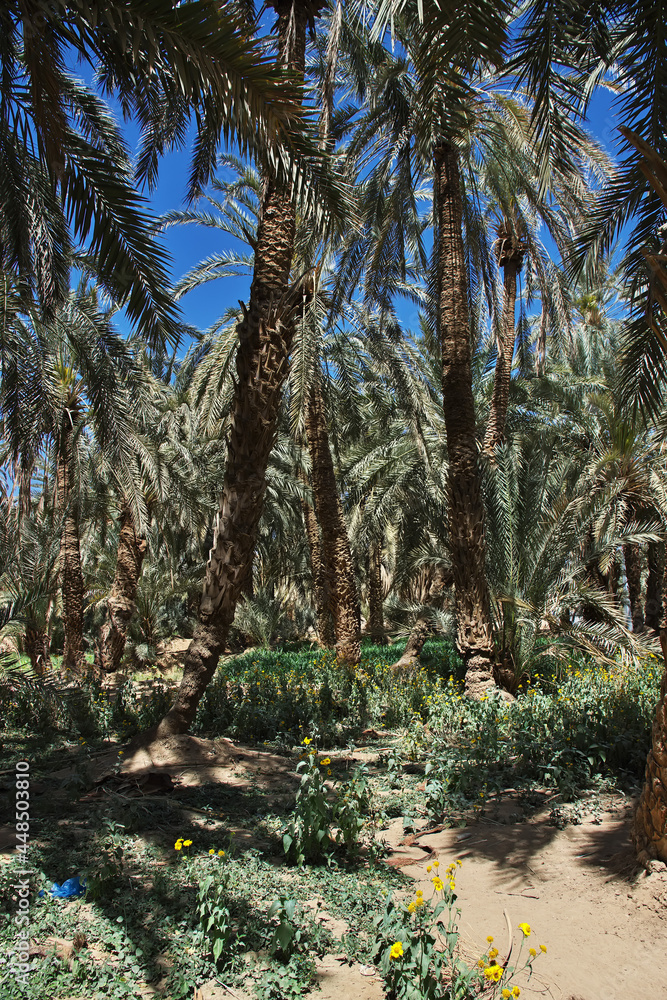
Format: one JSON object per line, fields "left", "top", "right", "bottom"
{"left": 157, "top": 0, "right": 319, "bottom": 736}
{"left": 305, "top": 384, "right": 361, "bottom": 665}
{"left": 483, "top": 231, "right": 523, "bottom": 457}
{"left": 300, "top": 485, "right": 336, "bottom": 647}
{"left": 632, "top": 555, "right": 667, "bottom": 865}
{"left": 367, "top": 537, "right": 386, "bottom": 644}
{"left": 391, "top": 617, "right": 430, "bottom": 671}
{"left": 433, "top": 141, "right": 495, "bottom": 698}
{"left": 624, "top": 542, "right": 644, "bottom": 632}
{"left": 646, "top": 542, "right": 664, "bottom": 633}
{"left": 96, "top": 503, "right": 148, "bottom": 673}
{"left": 57, "top": 407, "right": 85, "bottom": 673}
{"left": 24, "top": 626, "right": 51, "bottom": 675}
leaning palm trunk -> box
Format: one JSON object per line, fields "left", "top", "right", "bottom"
{"left": 24, "top": 625, "right": 51, "bottom": 675}
{"left": 300, "top": 487, "right": 336, "bottom": 647}
{"left": 390, "top": 616, "right": 430, "bottom": 671}
{"left": 305, "top": 384, "right": 361, "bottom": 665}
{"left": 367, "top": 538, "right": 386, "bottom": 644}
{"left": 483, "top": 230, "right": 524, "bottom": 456}
{"left": 157, "top": 0, "right": 318, "bottom": 736}
{"left": 96, "top": 503, "right": 147, "bottom": 673}
{"left": 433, "top": 140, "right": 495, "bottom": 697}
{"left": 57, "top": 408, "right": 85, "bottom": 673}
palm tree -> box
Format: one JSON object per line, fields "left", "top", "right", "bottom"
{"left": 0, "top": 276, "right": 151, "bottom": 671}
{"left": 158, "top": 0, "right": 327, "bottom": 736}
{"left": 0, "top": 0, "right": 321, "bottom": 344}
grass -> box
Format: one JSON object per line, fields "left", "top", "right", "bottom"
{"left": 0, "top": 641, "right": 662, "bottom": 998}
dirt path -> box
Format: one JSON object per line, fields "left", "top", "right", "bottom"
{"left": 386, "top": 804, "right": 667, "bottom": 1000}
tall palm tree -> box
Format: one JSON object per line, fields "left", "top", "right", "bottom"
{"left": 0, "top": 0, "right": 320, "bottom": 343}
{"left": 158, "top": 0, "right": 326, "bottom": 737}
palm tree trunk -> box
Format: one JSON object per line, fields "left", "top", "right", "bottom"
{"left": 646, "top": 542, "right": 664, "bottom": 633}
{"left": 301, "top": 487, "right": 335, "bottom": 647}
{"left": 367, "top": 538, "right": 386, "bottom": 644}
{"left": 305, "top": 384, "right": 361, "bottom": 665}
{"left": 483, "top": 236, "right": 522, "bottom": 456}
{"left": 632, "top": 568, "right": 667, "bottom": 865}
{"left": 96, "top": 503, "right": 148, "bottom": 673}
{"left": 157, "top": 0, "right": 319, "bottom": 737}
{"left": 57, "top": 409, "right": 85, "bottom": 673}
{"left": 390, "top": 617, "right": 430, "bottom": 671}
{"left": 433, "top": 140, "right": 495, "bottom": 698}
{"left": 624, "top": 542, "right": 644, "bottom": 632}
{"left": 24, "top": 625, "right": 51, "bottom": 675}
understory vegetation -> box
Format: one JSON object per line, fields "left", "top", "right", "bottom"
{"left": 0, "top": 642, "right": 658, "bottom": 998}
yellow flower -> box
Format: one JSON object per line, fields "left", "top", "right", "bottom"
{"left": 416, "top": 890, "right": 423, "bottom": 898}
{"left": 174, "top": 841, "right": 183, "bottom": 850}
{"left": 456, "top": 859, "right": 462, "bottom": 867}
{"left": 209, "top": 849, "right": 215, "bottom": 855}
{"left": 408, "top": 902, "right": 416, "bottom": 913}
{"left": 512, "top": 988, "right": 521, "bottom": 998}
{"left": 489, "top": 948, "right": 498, "bottom": 960}
{"left": 218, "top": 850, "right": 225, "bottom": 856}
{"left": 433, "top": 860, "right": 439, "bottom": 868}
{"left": 183, "top": 839, "right": 193, "bottom": 847}
{"left": 486, "top": 936, "right": 494, "bottom": 943}
{"left": 502, "top": 991, "right": 511, "bottom": 999}
{"left": 426, "top": 865, "right": 432, "bottom": 873}
{"left": 303, "top": 737, "right": 312, "bottom": 745}
{"left": 539, "top": 944, "right": 547, "bottom": 954}
{"left": 414, "top": 897, "right": 425, "bottom": 908}
{"left": 328, "top": 769, "right": 332, "bottom": 775}
{"left": 477, "top": 959, "right": 485, "bottom": 969}
{"left": 483, "top": 964, "right": 503, "bottom": 982}
{"left": 432, "top": 877, "right": 444, "bottom": 892}
{"left": 321, "top": 758, "right": 331, "bottom": 766}
{"left": 529, "top": 948, "right": 537, "bottom": 958}
{"left": 389, "top": 942, "right": 404, "bottom": 960}
{"left": 449, "top": 881, "right": 456, "bottom": 891}
{"left": 518, "top": 923, "right": 531, "bottom": 937}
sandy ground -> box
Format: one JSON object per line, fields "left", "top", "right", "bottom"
{"left": 6, "top": 734, "right": 667, "bottom": 1000}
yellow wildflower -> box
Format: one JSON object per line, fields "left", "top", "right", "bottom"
{"left": 518, "top": 923, "right": 531, "bottom": 937}
{"left": 416, "top": 890, "right": 423, "bottom": 898}
{"left": 529, "top": 948, "right": 537, "bottom": 958}
{"left": 484, "top": 964, "right": 503, "bottom": 982}
{"left": 433, "top": 860, "right": 439, "bottom": 868}
{"left": 502, "top": 991, "right": 511, "bottom": 999}
{"left": 477, "top": 959, "right": 485, "bottom": 968}
{"left": 539, "top": 944, "right": 547, "bottom": 954}
{"left": 489, "top": 948, "right": 498, "bottom": 960}
{"left": 389, "top": 942, "right": 404, "bottom": 960}
{"left": 432, "top": 877, "right": 444, "bottom": 892}
{"left": 486, "top": 936, "right": 494, "bottom": 944}
{"left": 321, "top": 757, "right": 331, "bottom": 766}
{"left": 512, "top": 988, "right": 521, "bottom": 998}
{"left": 174, "top": 840, "right": 183, "bottom": 850}
{"left": 426, "top": 865, "right": 432, "bottom": 873}
{"left": 209, "top": 849, "right": 215, "bottom": 855}
{"left": 449, "top": 881, "right": 456, "bottom": 891}
{"left": 303, "top": 737, "right": 312, "bottom": 745}
{"left": 218, "top": 850, "right": 225, "bottom": 857}
{"left": 183, "top": 839, "right": 192, "bottom": 847}
{"left": 408, "top": 902, "right": 416, "bottom": 913}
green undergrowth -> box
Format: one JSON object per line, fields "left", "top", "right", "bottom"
{"left": 0, "top": 643, "right": 661, "bottom": 997}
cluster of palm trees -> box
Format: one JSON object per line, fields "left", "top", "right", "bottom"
{"left": 3, "top": 0, "right": 667, "bottom": 863}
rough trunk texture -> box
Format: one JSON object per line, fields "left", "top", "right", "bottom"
{"left": 390, "top": 617, "right": 430, "bottom": 671}
{"left": 157, "top": 0, "right": 319, "bottom": 736}
{"left": 367, "top": 538, "right": 386, "bottom": 644}
{"left": 57, "top": 408, "right": 85, "bottom": 673}
{"left": 624, "top": 542, "right": 644, "bottom": 632}
{"left": 300, "top": 486, "right": 335, "bottom": 647}
{"left": 306, "top": 384, "right": 361, "bottom": 665}
{"left": 434, "top": 141, "right": 495, "bottom": 698}
{"left": 24, "top": 626, "right": 51, "bottom": 675}
{"left": 483, "top": 232, "right": 523, "bottom": 456}
{"left": 632, "top": 557, "right": 667, "bottom": 865}
{"left": 96, "top": 503, "right": 148, "bottom": 673}
{"left": 646, "top": 542, "right": 664, "bottom": 633}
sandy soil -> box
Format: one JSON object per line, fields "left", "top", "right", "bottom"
{"left": 7, "top": 734, "right": 667, "bottom": 1000}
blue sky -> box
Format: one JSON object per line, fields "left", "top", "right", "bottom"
{"left": 116, "top": 65, "right": 624, "bottom": 343}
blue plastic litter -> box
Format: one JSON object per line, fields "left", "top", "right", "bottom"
{"left": 38, "top": 876, "right": 86, "bottom": 899}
